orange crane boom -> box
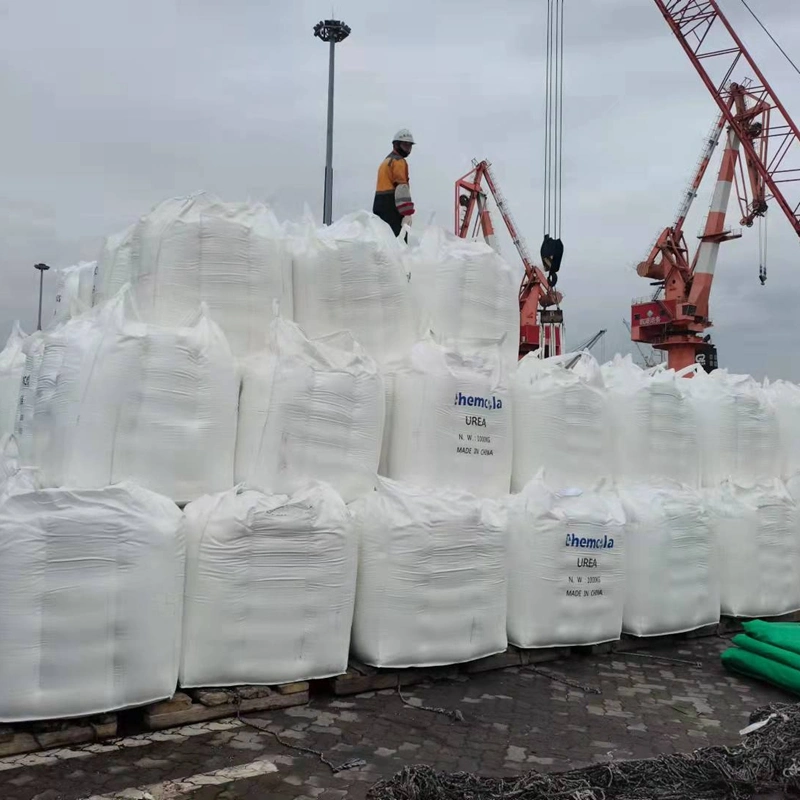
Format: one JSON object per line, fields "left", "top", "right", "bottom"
{"left": 632, "top": 0, "right": 800, "bottom": 371}
{"left": 455, "top": 159, "right": 564, "bottom": 359}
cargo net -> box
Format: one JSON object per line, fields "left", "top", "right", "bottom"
{"left": 367, "top": 702, "right": 800, "bottom": 800}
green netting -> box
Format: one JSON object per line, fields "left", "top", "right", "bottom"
{"left": 721, "top": 621, "right": 800, "bottom": 696}
{"left": 741, "top": 619, "right": 800, "bottom": 655}
{"left": 732, "top": 632, "right": 800, "bottom": 671}
{"left": 721, "top": 648, "right": 800, "bottom": 695}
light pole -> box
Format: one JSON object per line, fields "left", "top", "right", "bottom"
{"left": 34, "top": 263, "right": 51, "bottom": 331}
{"left": 313, "top": 18, "right": 351, "bottom": 225}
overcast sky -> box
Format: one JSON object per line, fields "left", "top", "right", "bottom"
{"left": 1, "top": 0, "right": 799, "bottom": 378}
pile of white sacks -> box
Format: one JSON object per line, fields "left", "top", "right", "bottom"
{"left": 1, "top": 190, "right": 799, "bottom": 722}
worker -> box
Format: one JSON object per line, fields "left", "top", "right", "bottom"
{"left": 373, "top": 129, "right": 416, "bottom": 237}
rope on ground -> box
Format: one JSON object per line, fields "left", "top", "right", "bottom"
{"left": 235, "top": 705, "right": 365, "bottom": 774}
{"left": 619, "top": 652, "right": 703, "bottom": 668}
{"left": 367, "top": 701, "right": 800, "bottom": 800}
{"left": 397, "top": 676, "right": 465, "bottom": 722}
{"left": 525, "top": 664, "right": 602, "bottom": 695}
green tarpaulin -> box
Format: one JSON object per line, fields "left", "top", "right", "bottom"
{"left": 721, "top": 620, "right": 800, "bottom": 696}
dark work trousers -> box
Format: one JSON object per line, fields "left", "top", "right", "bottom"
{"left": 373, "top": 191, "right": 403, "bottom": 237}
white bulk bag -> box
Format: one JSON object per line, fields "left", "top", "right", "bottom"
{"left": 181, "top": 484, "right": 356, "bottom": 687}
{"left": 108, "top": 305, "right": 238, "bottom": 503}
{"left": 507, "top": 477, "right": 625, "bottom": 648}
{"left": 0, "top": 322, "right": 27, "bottom": 439}
{"left": 603, "top": 355, "right": 699, "bottom": 487}
{"left": 236, "top": 320, "right": 384, "bottom": 503}
{"left": 0, "top": 483, "right": 184, "bottom": 722}
{"left": 16, "top": 333, "right": 46, "bottom": 466}
{"left": 687, "top": 369, "right": 780, "bottom": 486}
{"left": 97, "top": 195, "right": 293, "bottom": 355}
{"left": 408, "top": 226, "right": 519, "bottom": 371}
{"left": 291, "top": 211, "right": 415, "bottom": 365}
{"left": 30, "top": 312, "right": 110, "bottom": 486}
{"left": 707, "top": 481, "right": 800, "bottom": 618}
{"left": 94, "top": 224, "right": 136, "bottom": 306}
{"left": 619, "top": 483, "right": 719, "bottom": 636}
{"left": 0, "top": 435, "right": 40, "bottom": 501}
{"left": 385, "top": 337, "right": 512, "bottom": 497}
{"left": 351, "top": 478, "right": 507, "bottom": 668}
{"left": 765, "top": 380, "right": 800, "bottom": 479}
{"left": 512, "top": 353, "right": 610, "bottom": 491}
{"left": 52, "top": 261, "right": 97, "bottom": 323}
{"left": 28, "top": 294, "right": 238, "bottom": 502}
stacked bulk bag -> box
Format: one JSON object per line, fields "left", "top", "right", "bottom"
{"left": 291, "top": 211, "right": 415, "bottom": 365}
{"left": 95, "top": 195, "right": 293, "bottom": 356}
{"left": 52, "top": 261, "right": 97, "bottom": 323}
{"left": 236, "top": 319, "right": 384, "bottom": 503}
{"left": 603, "top": 356, "right": 699, "bottom": 487}
{"left": 619, "top": 483, "right": 719, "bottom": 636}
{"left": 408, "top": 226, "right": 519, "bottom": 371}
{"left": 0, "top": 322, "right": 27, "bottom": 439}
{"left": 27, "top": 293, "right": 238, "bottom": 503}
{"left": 507, "top": 476, "right": 626, "bottom": 648}
{"left": 765, "top": 380, "right": 800, "bottom": 479}
{"left": 707, "top": 481, "right": 800, "bottom": 618}
{"left": 0, "top": 435, "right": 40, "bottom": 501}
{"left": 512, "top": 353, "right": 610, "bottom": 491}
{"left": 351, "top": 478, "right": 507, "bottom": 668}
{"left": 93, "top": 224, "right": 135, "bottom": 306}
{"left": 687, "top": 369, "right": 780, "bottom": 486}
{"left": 181, "top": 484, "right": 356, "bottom": 687}
{"left": 384, "top": 337, "right": 512, "bottom": 497}
{"left": 0, "top": 483, "right": 184, "bottom": 721}
{"left": 15, "top": 332, "right": 46, "bottom": 465}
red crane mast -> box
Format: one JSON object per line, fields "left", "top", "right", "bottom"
{"left": 632, "top": 0, "right": 800, "bottom": 371}
{"left": 455, "top": 159, "right": 564, "bottom": 359}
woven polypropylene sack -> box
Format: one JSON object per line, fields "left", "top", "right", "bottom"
{"left": 291, "top": 211, "right": 415, "bottom": 366}
{"left": 706, "top": 481, "right": 800, "bottom": 618}
{"left": 603, "top": 355, "right": 700, "bottom": 487}
{"left": 236, "top": 319, "right": 384, "bottom": 503}
{"left": 619, "top": 482, "right": 719, "bottom": 637}
{"left": 512, "top": 353, "right": 610, "bottom": 492}
{"left": 96, "top": 195, "right": 293, "bottom": 355}
{"left": 384, "top": 337, "right": 512, "bottom": 498}
{"left": 180, "top": 484, "right": 356, "bottom": 687}
{"left": 0, "top": 483, "right": 184, "bottom": 722}
{"left": 0, "top": 322, "right": 27, "bottom": 439}
{"left": 507, "top": 476, "right": 626, "bottom": 648}
{"left": 407, "top": 226, "right": 519, "bottom": 372}
{"left": 350, "top": 478, "right": 507, "bottom": 668}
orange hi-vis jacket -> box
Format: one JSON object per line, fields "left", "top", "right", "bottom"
{"left": 374, "top": 151, "right": 415, "bottom": 217}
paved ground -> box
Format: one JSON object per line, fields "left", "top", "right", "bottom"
{"left": 0, "top": 636, "right": 793, "bottom": 800}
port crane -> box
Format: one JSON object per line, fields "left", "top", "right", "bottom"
{"left": 455, "top": 159, "right": 564, "bottom": 359}
{"left": 631, "top": 0, "right": 800, "bottom": 371}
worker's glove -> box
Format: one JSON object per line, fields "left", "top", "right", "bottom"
{"left": 401, "top": 215, "right": 413, "bottom": 228}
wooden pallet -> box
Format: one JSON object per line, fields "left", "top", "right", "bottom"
{"left": 330, "top": 661, "right": 460, "bottom": 696}
{"left": 330, "top": 646, "right": 570, "bottom": 695}
{"left": 144, "top": 683, "right": 309, "bottom": 730}
{"left": 0, "top": 713, "right": 117, "bottom": 758}
{"left": 463, "top": 645, "right": 570, "bottom": 674}
{"left": 576, "top": 623, "right": 720, "bottom": 656}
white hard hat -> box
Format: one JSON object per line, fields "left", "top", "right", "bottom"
{"left": 393, "top": 128, "right": 415, "bottom": 144}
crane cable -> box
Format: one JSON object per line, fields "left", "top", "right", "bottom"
{"left": 735, "top": 0, "right": 794, "bottom": 285}
{"left": 542, "top": 0, "right": 565, "bottom": 289}
{"left": 737, "top": 0, "right": 800, "bottom": 78}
